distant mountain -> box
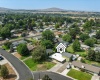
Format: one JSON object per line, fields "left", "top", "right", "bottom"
{"left": 37, "top": 7, "right": 66, "bottom": 12}
{"left": 0, "top": 7, "right": 10, "bottom": 11}
{"left": 0, "top": 7, "right": 12, "bottom": 12}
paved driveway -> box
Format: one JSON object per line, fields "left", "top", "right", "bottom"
{"left": 0, "top": 49, "right": 33, "bottom": 80}
{"left": 91, "top": 74, "right": 100, "bottom": 80}
{"left": 33, "top": 71, "right": 72, "bottom": 80}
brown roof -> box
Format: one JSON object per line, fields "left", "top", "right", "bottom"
{"left": 27, "top": 45, "right": 34, "bottom": 51}
{"left": 72, "top": 61, "right": 100, "bottom": 74}
{"left": 54, "top": 31, "right": 63, "bottom": 35}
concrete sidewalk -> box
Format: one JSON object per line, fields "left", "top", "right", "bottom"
{"left": 61, "top": 69, "right": 70, "bottom": 76}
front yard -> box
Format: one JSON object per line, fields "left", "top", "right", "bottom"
{"left": 24, "top": 58, "right": 56, "bottom": 71}
{"left": 67, "top": 69, "right": 92, "bottom": 80}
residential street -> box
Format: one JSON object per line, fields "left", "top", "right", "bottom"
{"left": 33, "top": 71, "right": 72, "bottom": 80}
{"left": 0, "top": 34, "right": 41, "bottom": 46}
{"left": 0, "top": 49, "right": 33, "bottom": 80}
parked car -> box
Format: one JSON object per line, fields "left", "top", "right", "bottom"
{"left": 0, "top": 56, "right": 4, "bottom": 60}
{"left": 66, "top": 63, "right": 71, "bottom": 69}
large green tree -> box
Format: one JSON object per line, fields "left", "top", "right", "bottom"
{"left": 62, "top": 34, "right": 72, "bottom": 43}
{"left": 32, "top": 45, "right": 46, "bottom": 62}
{"left": 42, "top": 30, "right": 55, "bottom": 42}
{"left": 72, "top": 39, "right": 80, "bottom": 51}
{"left": 17, "top": 44, "right": 29, "bottom": 56}
{"left": 80, "top": 34, "right": 89, "bottom": 42}
{"left": 85, "top": 38, "right": 95, "bottom": 47}
{"left": 87, "top": 50, "right": 95, "bottom": 61}
{"left": 41, "top": 40, "right": 53, "bottom": 49}
{"left": 0, "top": 27, "right": 11, "bottom": 39}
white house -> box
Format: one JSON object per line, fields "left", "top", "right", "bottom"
{"left": 56, "top": 43, "right": 66, "bottom": 53}
{"left": 49, "top": 53, "right": 66, "bottom": 63}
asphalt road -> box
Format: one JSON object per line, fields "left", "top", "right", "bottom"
{"left": 0, "top": 49, "right": 33, "bottom": 80}
{"left": 33, "top": 71, "right": 72, "bottom": 80}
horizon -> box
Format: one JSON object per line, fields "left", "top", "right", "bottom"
{"left": 0, "top": 0, "right": 100, "bottom": 12}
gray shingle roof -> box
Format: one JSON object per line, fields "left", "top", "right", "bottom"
{"left": 62, "top": 52, "right": 73, "bottom": 58}
{"left": 72, "top": 61, "right": 100, "bottom": 74}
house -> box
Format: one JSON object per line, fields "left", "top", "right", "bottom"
{"left": 50, "top": 43, "right": 75, "bottom": 63}
{"left": 12, "top": 40, "right": 27, "bottom": 47}
{"left": 62, "top": 52, "right": 73, "bottom": 61}
{"left": 56, "top": 43, "right": 66, "bottom": 53}
{"left": 81, "top": 44, "right": 90, "bottom": 50}
{"left": 89, "top": 32, "right": 96, "bottom": 37}
{"left": 72, "top": 61, "right": 100, "bottom": 75}
{"left": 27, "top": 44, "right": 34, "bottom": 51}
{"left": 94, "top": 47, "right": 100, "bottom": 52}
{"left": 46, "top": 49, "right": 53, "bottom": 55}
{"left": 34, "top": 36, "right": 42, "bottom": 40}
{"left": 49, "top": 53, "right": 66, "bottom": 63}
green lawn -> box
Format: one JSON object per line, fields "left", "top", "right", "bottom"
{"left": 67, "top": 45, "right": 74, "bottom": 53}
{"left": 2, "top": 45, "right": 9, "bottom": 50}
{"left": 24, "top": 58, "right": 56, "bottom": 71}
{"left": 21, "top": 54, "right": 31, "bottom": 60}
{"left": 67, "top": 45, "right": 87, "bottom": 57}
{"left": 84, "top": 59, "right": 100, "bottom": 67}
{"left": 67, "top": 69, "right": 92, "bottom": 80}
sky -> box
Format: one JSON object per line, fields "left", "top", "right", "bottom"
{"left": 0, "top": 0, "right": 100, "bottom": 12}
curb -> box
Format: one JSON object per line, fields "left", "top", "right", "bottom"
{"left": 2, "top": 56, "right": 19, "bottom": 80}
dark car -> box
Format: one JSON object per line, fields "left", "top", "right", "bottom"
{"left": 0, "top": 56, "right": 4, "bottom": 60}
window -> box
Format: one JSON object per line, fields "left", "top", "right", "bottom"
{"left": 60, "top": 48, "right": 62, "bottom": 51}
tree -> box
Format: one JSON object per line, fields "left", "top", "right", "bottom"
{"left": 85, "top": 38, "right": 94, "bottom": 47}
{"left": 32, "top": 45, "right": 46, "bottom": 62}
{"left": 42, "top": 75, "right": 52, "bottom": 80}
{"left": 38, "top": 22, "right": 43, "bottom": 29}
{"left": 95, "top": 30, "right": 100, "bottom": 39}
{"left": 1, "top": 65, "right": 9, "bottom": 78}
{"left": 86, "top": 50, "right": 95, "bottom": 61}
{"left": 69, "top": 29, "right": 77, "bottom": 39}
{"left": 42, "top": 30, "right": 55, "bottom": 42}
{"left": 80, "top": 34, "right": 89, "bottom": 42}
{"left": 31, "top": 20, "right": 36, "bottom": 27}
{"left": 55, "top": 24, "right": 60, "bottom": 29}
{"left": 17, "top": 44, "right": 29, "bottom": 56}
{"left": 83, "top": 20, "right": 93, "bottom": 30}
{"left": 10, "top": 44, "right": 14, "bottom": 52}
{"left": 72, "top": 39, "right": 80, "bottom": 51}
{"left": 62, "top": 34, "right": 72, "bottom": 43}
{"left": 4, "top": 41, "right": 11, "bottom": 49}
{"left": 0, "top": 27, "right": 11, "bottom": 39}
{"left": 95, "top": 52, "right": 100, "bottom": 62}
{"left": 41, "top": 40, "right": 53, "bottom": 49}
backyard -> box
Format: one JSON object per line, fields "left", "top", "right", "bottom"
{"left": 24, "top": 58, "right": 56, "bottom": 71}
{"left": 67, "top": 69, "right": 92, "bottom": 80}
{"left": 67, "top": 44, "right": 87, "bottom": 57}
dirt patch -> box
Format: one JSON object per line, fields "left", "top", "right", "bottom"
{"left": 0, "top": 63, "right": 17, "bottom": 80}
{"left": 14, "top": 53, "right": 22, "bottom": 59}
{"left": 37, "top": 64, "right": 47, "bottom": 71}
